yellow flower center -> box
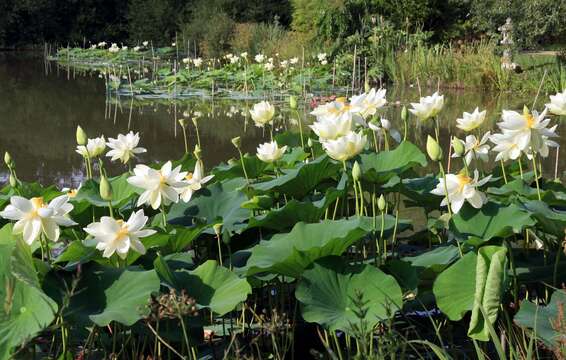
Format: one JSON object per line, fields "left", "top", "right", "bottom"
{"left": 456, "top": 174, "right": 472, "bottom": 191}
{"left": 68, "top": 189, "right": 78, "bottom": 198}
{"left": 29, "top": 197, "right": 45, "bottom": 217}
{"left": 525, "top": 114, "right": 535, "bottom": 129}
{"left": 185, "top": 173, "right": 193, "bottom": 180}
{"left": 115, "top": 220, "right": 129, "bottom": 241}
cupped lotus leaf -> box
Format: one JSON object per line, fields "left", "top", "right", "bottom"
{"left": 76, "top": 267, "right": 160, "bottom": 326}
{"left": 468, "top": 245, "right": 508, "bottom": 341}
{"left": 514, "top": 290, "right": 566, "bottom": 347}
{"left": 295, "top": 256, "right": 403, "bottom": 333}
{"left": 246, "top": 217, "right": 399, "bottom": 278}
{"left": 246, "top": 174, "right": 347, "bottom": 231}
{"left": 250, "top": 155, "right": 342, "bottom": 199}
{"left": 157, "top": 259, "right": 251, "bottom": 316}
{"left": 433, "top": 252, "right": 477, "bottom": 321}
{"left": 73, "top": 173, "right": 140, "bottom": 208}
{"left": 520, "top": 200, "right": 566, "bottom": 237}
{"left": 451, "top": 202, "right": 535, "bottom": 242}
{"left": 0, "top": 224, "right": 58, "bottom": 357}
{"left": 359, "top": 141, "right": 427, "bottom": 183}
{"left": 168, "top": 178, "right": 248, "bottom": 234}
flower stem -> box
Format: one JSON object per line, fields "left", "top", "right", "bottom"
{"left": 531, "top": 154, "right": 542, "bottom": 201}
{"left": 438, "top": 162, "right": 453, "bottom": 218}
{"left": 216, "top": 234, "right": 223, "bottom": 266}
{"left": 500, "top": 160, "right": 508, "bottom": 184}
{"left": 237, "top": 148, "right": 250, "bottom": 184}
{"left": 160, "top": 204, "right": 167, "bottom": 229}
{"left": 181, "top": 125, "right": 189, "bottom": 154}
{"left": 294, "top": 109, "right": 305, "bottom": 150}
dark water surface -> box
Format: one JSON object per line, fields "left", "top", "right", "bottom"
{"left": 1, "top": 51, "right": 564, "bottom": 189}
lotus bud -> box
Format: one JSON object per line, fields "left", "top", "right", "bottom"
{"left": 401, "top": 106, "right": 408, "bottom": 122}
{"left": 191, "top": 117, "right": 198, "bottom": 127}
{"left": 213, "top": 223, "right": 223, "bottom": 236}
{"left": 307, "top": 138, "right": 313, "bottom": 148}
{"left": 228, "top": 158, "right": 238, "bottom": 166}
{"left": 377, "top": 194, "right": 386, "bottom": 212}
{"left": 4, "top": 151, "right": 13, "bottom": 169}
{"left": 9, "top": 173, "right": 17, "bottom": 188}
{"left": 352, "top": 161, "right": 361, "bottom": 181}
{"left": 231, "top": 136, "right": 241, "bottom": 149}
{"left": 364, "top": 80, "right": 370, "bottom": 93}
{"left": 193, "top": 145, "right": 201, "bottom": 160}
{"left": 426, "top": 135, "right": 442, "bottom": 162}
{"left": 76, "top": 126, "right": 87, "bottom": 145}
{"left": 99, "top": 174, "right": 113, "bottom": 201}
{"left": 289, "top": 95, "right": 297, "bottom": 110}
{"left": 452, "top": 137, "right": 465, "bottom": 156}
{"left": 178, "top": 118, "right": 187, "bottom": 127}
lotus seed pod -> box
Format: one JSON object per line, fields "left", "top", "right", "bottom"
{"left": 426, "top": 135, "right": 443, "bottom": 162}
{"left": 4, "top": 151, "right": 13, "bottom": 168}
{"left": 289, "top": 95, "right": 297, "bottom": 110}
{"left": 9, "top": 173, "right": 17, "bottom": 188}
{"left": 231, "top": 136, "right": 241, "bottom": 149}
{"left": 178, "top": 118, "right": 187, "bottom": 127}
{"left": 377, "top": 194, "right": 386, "bottom": 212}
{"left": 76, "top": 126, "right": 88, "bottom": 145}
{"left": 352, "top": 161, "right": 361, "bottom": 181}
{"left": 401, "top": 106, "right": 408, "bottom": 122}
{"left": 99, "top": 174, "right": 113, "bottom": 201}
{"left": 452, "top": 137, "right": 465, "bottom": 156}
{"left": 213, "top": 223, "right": 223, "bottom": 236}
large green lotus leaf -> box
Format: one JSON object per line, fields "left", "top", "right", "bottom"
{"left": 401, "top": 175, "right": 442, "bottom": 210}
{"left": 359, "top": 141, "right": 427, "bottom": 183}
{"left": 213, "top": 154, "right": 268, "bottom": 181}
{"left": 73, "top": 173, "right": 139, "bottom": 208}
{"left": 488, "top": 178, "right": 566, "bottom": 206}
{"left": 246, "top": 174, "right": 347, "bottom": 231}
{"left": 246, "top": 218, "right": 387, "bottom": 278}
{"left": 295, "top": 256, "right": 403, "bottom": 333}
{"left": 514, "top": 290, "right": 566, "bottom": 347}
{"left": 433, "top": 252, "right": 477, "bottom": 321}
{"left": 403, "top": 245, "right": 461, "bottom": 274}
{"left": 250, "top": 155, "right": 342, "bottom": 199}
{"left": 161, "top": 260, "right": 251, "bottom": 316}
{"left": 168, "top": 178, "right": 248, "bottom": 234}
{"left": 520, "top": 200, "right": 566, "bottom": 237}
{"left": 0, "top": 224, "right": 58, "bottom": 357}
{"left": 468, "top": 245, "right": 508, "bottom": 341}
{"left": 451, "top": 202, "right": 535, "bottom": 242}
{"left": 76, "top": 267, "right": 160, "bottom": 326}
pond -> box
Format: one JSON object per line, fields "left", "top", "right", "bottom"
{"left": 1, "top": 51, "right": 564, "bottom": 188}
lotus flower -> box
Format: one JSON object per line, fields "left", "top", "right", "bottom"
{"left": 310, "top": 116, "right": 353, "bottom": 141}
{"left": 456, "top": 108, "right": 487, "bottom": 132}
{"left": 0, "top": 195, "right": 76, "bottom": 245}
{"left": 106, "top": 131, "right": 147, "bottom": 164}
{"left": 350, "top": 88, "right": 387, "bottom": 118}
{"left": 452, "top": 132, "right": 491, "bottom": 165}
{"left": 127, "top": 161, "right": 187, "bottom": 209}
{"left": 430, "top": 170, "right": 491, "bottom": 214}
{"left": 76, "top": 136, "right": 106, "bottom": 158}
{"left": 84, "top": 209, "right": 155, "bottom": 258}
{"left": 546, "top": 90, "right": 566, "bottom": 116}
{"left": 322, "top": 131, "right": 367, "bottom": 161}
{"left": 250, "top": 101, "right": 275, "bottom": 127}
{"left": 180, "top": 161, "right": 214, "bottom": 203}
{"left": 409, "top": 92, "right": 444, "bottom": 121}
{"left": 256, "top": 141, "right": 287, "bottom": 163}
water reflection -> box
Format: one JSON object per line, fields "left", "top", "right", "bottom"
{"left": 0, "top": 51, "right": 564, "bottom": 188}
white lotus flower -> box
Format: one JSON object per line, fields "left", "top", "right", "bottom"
{"left": 133, "top": 46, "right": 141, "bottom": 52}
{"left": 76, "top": 136, "right": 106, "bottom": 158}
{"left": 310, "top": 98, "right": 361, "bottom": 125}
{"left": 453, "top": 132, "right": 491, "bottom": 165}
{"left": 84, "top": 209, "right": 155, "bottom": 259}
{"left": 350, "top": 88, "right": 387, "bottom": 118}
{"left": 546, "top": 90, "right": 566, "bottom": 116}
{"left": 430, "top": 170, "right": 491, "bottom": 214}
{"left": 322, "top": 131, "right": 367, "bottom": 161}
{"left": 256, "top": 141, "right": 287, "bottom": 163}
{"left": 490, "top": 132, "right": 522, "bottom": 161}
{"left": 255, "top": 54, "right": 265, "bottom": 63}
{"left": 497, "top": 108, "right": 558, "bottom": 157}
{"left": 456, "top": 108, "right": 487, "bottom": 132}
{"left": 230, "top": 55, "right": 240, "bottom": 64}
{"left": 249, "top": 101, "right": 275, "bottom": 127}
{"left": 0, "top": 195, "right": 76, "bottom": 245}
{"left": 317, "top": 53, "right": 327, "bottom": 62}
{"left": 180, "top": 162, "right": 214, "bottom": 203}
{"left": 108, "top": 43, "right": 120, "bottom": 53}
{"left": 106, "top": 131, "right": 147, "bottom": 164}
{"left": 98, "top": 41, "right": 107, "bottom": 47}
{"left": 193, "top": 58, "right": 203, "bottom": 67}
{"left": 264, "top": 62, "right": 274, "bottom": 71}
{"left": 310, "top": 115, "right": 353, "bottom": 141}
{"left": 142, "top": 41, "right": 149, "bottom": 47}
{"left": 280, "top": 60, "right": 288, "bottom": 68}
{"left": 240, "top": 52, "right": 248, "bottom": 59}
{"left": 409, "top": 92, "right": 444, "bottom": 120}
{"left": 290, "top": 57, "right": 299, "bottom": 65}
{"left": 127, "top": 161, "right": 187, "bottom": 209}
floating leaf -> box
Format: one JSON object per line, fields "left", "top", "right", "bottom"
{"left": 295, "top": 256, "right": 403, "bottom": 332}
